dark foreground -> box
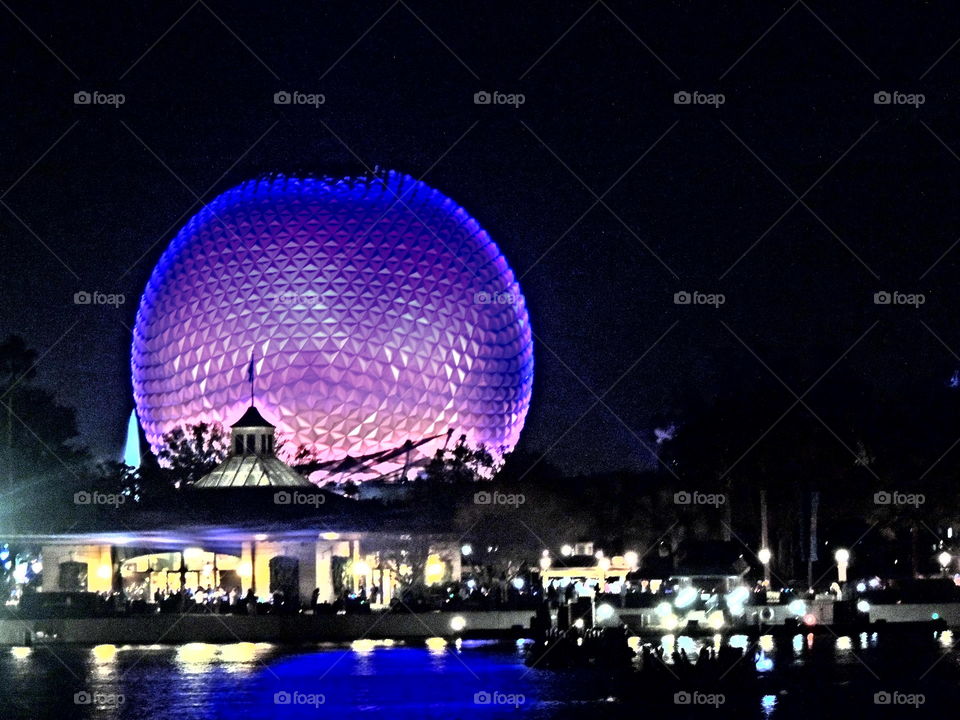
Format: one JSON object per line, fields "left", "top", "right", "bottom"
{"left": 1, "top": 632, "right": 958, "bottom": 719}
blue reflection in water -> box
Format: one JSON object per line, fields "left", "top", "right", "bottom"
{"left": 212, "top": 639, "right": 542, "bottom": 719}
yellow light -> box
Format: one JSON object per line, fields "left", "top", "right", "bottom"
{"left": 598, "top": 557, "right": 611, "bottom": 571}
{"left": 352, "top": 639, "right": 376, "bottom": 653}
{"left": 220, "top": 642, "right": 256, "bottom": 663}
{"left": 321, "top": 532, "right": 339, "bottom": 540}
{"left": 237, "top": 563, "right": 252, "bottom": 578}
{"left": 836, "top": 636, "right": 852, "bottom": 651}
{"left": 177, "top": 642, "right": 217, "bottom": 665}
{"left": 353, "top": 560, "right": 371, "bottom": 576}
{"left": 424, "top": 555, "right": 445, "bottom": 585}
{"left": 662, "top": 613, "right": 679, "bottom": 630}
{"left": 11, "top": 647, "right": 31, "bottom": 660}
{"left": 92, "top": 644, "right": 117, "bottom": 662}
{"left": 425, "top": 637, "right": 446, "bottom": 653}
{"left": 97, "top": 565, "right": 112, "bottom": 580}
{"left": 706, "top": 611, "right": 725, "bottom": 630}
{"left": 627, "top": 636, "right": 641, "bottom": 651}
{"left": 759, "top": 634, "right": 774, "bottom": 653}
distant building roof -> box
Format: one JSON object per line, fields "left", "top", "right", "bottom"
{"left": 193, "top": 455, "right": 313, "bottom": 488}
{"left": 231, "top": 405, "right": 275, "bottom": 429}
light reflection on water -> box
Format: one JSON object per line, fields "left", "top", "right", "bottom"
{"left": 0, "top": 632, "right": 955, "bottom": 719}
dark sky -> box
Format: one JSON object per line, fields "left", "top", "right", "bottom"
{"left": 3, "top": 2, "right": 960, "bottom": 473}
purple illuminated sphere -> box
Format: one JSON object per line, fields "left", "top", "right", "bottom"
{"left": 132, "top": 172, "right": 533, "bottom": 465}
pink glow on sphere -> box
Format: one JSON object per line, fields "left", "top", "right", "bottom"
{"left": 132, "top": 172, "right": 533, "bottom": 466}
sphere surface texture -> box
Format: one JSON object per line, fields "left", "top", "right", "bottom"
{"left": 132, "top": 172, "right": 533, "bottom": 465}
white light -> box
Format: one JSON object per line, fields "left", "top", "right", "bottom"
{"left": 938, "top": 551, "right": 952, "bottom": 568}
{"left": 707, "top": 611, "right": 725, "bottom": 630}
{"left": 539, "top": 556, "right": 552, "bottom": 570}
{"left": 624, "top": 550, "right": 639, "bottom": 568}
{"left": 727, "top": 586, "right": 750, "bottom": 605}
{"left": 461, "top": 544, "right": 472, "bottom": 556}
{"left": 856, "top": 600, "right": 870, "bottom": 613}
{"left": 834, "top": 549, "right": 850, "bottom": 564}
{"left": 560, "top": 545, "right": 573, "bottom": 557}
{"left": 787, "top": 599, "right": 806, "bottom": 616}
{"left": 654, "top": 602, "right": 672, "bottom": 618}
{"left": 596, "top": 603, "right": 615, "bottom": 622}
{"left": 758, "top": 548, "right": 772, "bottom": 564}
{"left": 511, "top": 577, "right": 524, "bottom": 590}
{"left": 353, "top": 560, "right": 371, "bottom": 576}
{"left": 450, "top": 615, "right": 466, "bottom": 632}
{"left": 597, "top": 557, "right": 611, "bottom": 571}
{"left": 868, "top": 577, "right": 881, "bottom": 588}
{"left": 674, "top": 587, "right": 698, "bottom": 608}
{"left": 574, "top": 618, "right": 584, "bottom": 629}
{"left": 661, "top": 613, "right": 679, "bottom": 630}
{"left": 856, "top": 582, "right": 866, "bottom": 592}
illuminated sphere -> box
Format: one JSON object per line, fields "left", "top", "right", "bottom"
{"left": 132, "top": 172, "right": 533, "bottom": 465}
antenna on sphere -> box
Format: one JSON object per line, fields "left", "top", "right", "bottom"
{"left": 247, "top": 352, "right": 256, "bottom": 406}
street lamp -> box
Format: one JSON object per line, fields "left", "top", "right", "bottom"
{"left": 758, "top": 547, "right": 772, "bottom": 587}
{"left": 835, "top": 548, "right": 850, "bottom": 583}
{"left": 938, "top": 551, "right": 952, "bottom": 576}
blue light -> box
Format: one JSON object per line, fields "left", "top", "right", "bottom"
{"left": 123, "top": 409, "right": 141, "bottom": 468}
{"left": 755, "top": 650, "right": 774, "bottom": 672}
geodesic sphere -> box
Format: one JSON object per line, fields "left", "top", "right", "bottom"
{"left": 131, "top": 172, "right": 533, "bottom": 464}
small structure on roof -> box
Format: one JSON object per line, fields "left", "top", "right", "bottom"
{"left": 193, "top": 405, "right": 313, "bottom": 488}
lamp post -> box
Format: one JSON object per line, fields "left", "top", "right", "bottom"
{"left": 758, "top": 547, "right": 772, "bottom": 587}
{"left": 938, "top": 551, "right": 952, "bottom": 577}
{"left": 835, "top": 548, "right": 850, "bottom": 584}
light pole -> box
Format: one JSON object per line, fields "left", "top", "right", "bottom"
{"left": 758, "top": 547, "right": 772, "bottom": 587}
{"left": 938, "top": 551, "right": 952, "bottom": 577}
{"left": 835, "top": 548, "right": 850, "bottom": 584}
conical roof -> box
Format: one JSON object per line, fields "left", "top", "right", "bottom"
{"left": 231, "top": 405, "right": 275, "bottom": 429}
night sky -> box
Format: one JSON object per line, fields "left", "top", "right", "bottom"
{"left": 4, "top": 2, "right": 960, "bottom": 473}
